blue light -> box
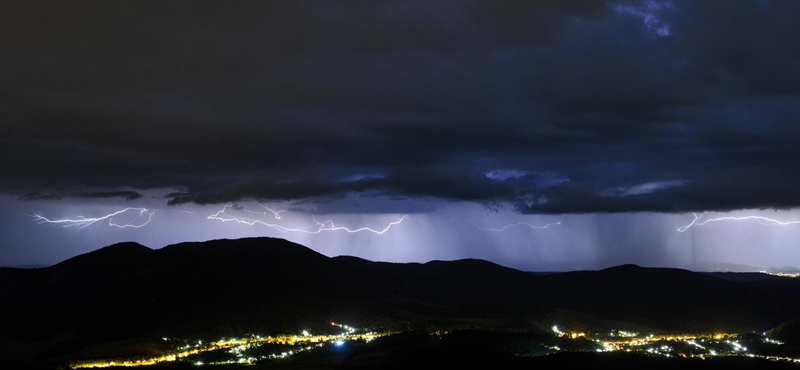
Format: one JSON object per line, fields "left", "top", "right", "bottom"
{"left": 334, "top": 340, "right": 345, "bottom": 346}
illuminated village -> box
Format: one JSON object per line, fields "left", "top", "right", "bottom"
{"left": 68, "top": 321, "right": 800, "bottom": 368}
{"left": 550, "top": 325, "right": 800, "bottom": 364}
{"left": 70, "top": 323, "right": 397, "bottom": 368}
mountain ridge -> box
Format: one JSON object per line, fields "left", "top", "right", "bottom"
{"left": 2, "top": 237, "right": 800, "bottom": 363}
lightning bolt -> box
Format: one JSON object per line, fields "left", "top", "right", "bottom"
{"left": 260, "top": 204, "right": 286, "bottom": 219}
{"left": 207, "top": 204, "right": 407, "bottom": 234}
{"left": 236, "top": 203, "right": 285, "bottom": 220}
{"left": 677, "top": 212, "right": 800, "bottom": 232}
{"left": 310, "top": 214, "right": 408, "bottom": 234}
{"left": 33, "top": 207, "right": 155, "bottom": 229}
{"left": 473, "top": 220, "right": 562, "bottom": 232}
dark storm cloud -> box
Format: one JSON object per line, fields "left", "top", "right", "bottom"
{"left": 17, "top": 192, "right": 60, "bottom": 201}
{"left": 2, "top": 0, "right": 799, "bottom": 213}
{"left": 18, "top": 190, "right": 142, "bottom": 202}
{"left": 165, "top": 171, "right": 535, "bottom": 205}
{"left": 78, "top": 191, "right": 143, "bottom": 201}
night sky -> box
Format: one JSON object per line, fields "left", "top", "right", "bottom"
{"left": 2, "top": 0, "right": 800, "bottom": 270}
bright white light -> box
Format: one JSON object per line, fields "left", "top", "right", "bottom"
{"left": 260, "top": 204, "right": 286, "bottom": 219}
{"left": 33, "top": 207, "right": 155, "bottom": 229}
{"left": 208, "top": 204, "right": 407, "bottom": 235}
{"left": 677, "top": 212, "right": 800, "bottom": 232}
{"left": 475, "top": 220, "right": 561, "bottom": 232}
{"left": 334, "top": 340, "right": 345, "bottom": 346}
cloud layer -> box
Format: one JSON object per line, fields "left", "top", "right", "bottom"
{"left": 2, "top": 0, "right": 799, "bottom": 213}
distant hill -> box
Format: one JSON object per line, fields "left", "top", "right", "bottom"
{"left": 701, "top": 272, "right": 787, "bottom": 282}
{"left": 694, "top": 261, "right": 766, "bottom": 273}
{"left": 0, "top": 264, "right": 49, "bottom": 269}
{"left": 2, "top": 237, "right": 800, "bottom": 364}
{"left": 695, "top": 261, "right": 800, "bottom": 274}
{"left": 768, "top": 316, "right": 800, "bottom": 344}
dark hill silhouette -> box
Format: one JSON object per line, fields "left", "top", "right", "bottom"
{"left": 769, "top": 316, "right": 800, "bottom": 343}
{"left": 2, "top": 237, "right": 800, "bottom": 363}
{"left": 57, "top": 241, "right": 153, "bottom": 265}
{"left": 534, "top": 264, "right": 796, "bottom": 331}
{"left": 702, "top": 272, "right": 789, "bottom": 282}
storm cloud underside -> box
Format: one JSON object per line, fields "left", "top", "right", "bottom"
{"left": 2, "top": 0, "right": 800, "bottom": 268}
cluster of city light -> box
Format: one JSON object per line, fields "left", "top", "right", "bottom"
{"left": 686, "top": 339, "right": 706, "bottom": 350}
{"left": 33, "top": 208, "right": 155, "bottom": 229}
{"left": 551, "top": 325, "right": 798, "bottom": 363}
{"left": 678, "top": 212, "right": 800, "bottom": 232}
{"left": 267, "top": 343, "right": 326, "bottom": 360}
{"left": 196, "top": 337, "right": 328, "bottom": 365}
{"left": 610, "top": 330, "right": 639, "bottom": 338}
{"left": 763, "top": 336, "right": 785, "bottom": 345}
{"left": 331, "top": 322, "right": 357, "bottom": 334}
{"left": 70, "top": 323, "right": 398, "bottom": 368}
{"left": 551, "top": 325, "right": 585, "bottom": 339}
{"left": 726, "top": 339, "right": 747, "bottom": 352}
{"left": 207, "top": 204, "right": 408, "bottom": 234}
{"left": 761, "top": 271, "right": 800, "bottom": 278}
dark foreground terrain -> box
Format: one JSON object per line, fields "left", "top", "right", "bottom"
{"left": 3, "top": 237, "right": 800, "bottom": 368}
{"left": 4, "top": 330, "right": 800, "bottom": 370}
